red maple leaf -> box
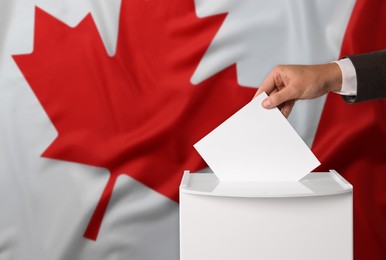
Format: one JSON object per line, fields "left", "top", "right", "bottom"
{"left": 13, "top": 1, "right": 255, "bottom": 240}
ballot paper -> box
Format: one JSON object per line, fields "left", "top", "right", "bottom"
{"left": 194, "top": 92, "right": 320, "bottom": 182}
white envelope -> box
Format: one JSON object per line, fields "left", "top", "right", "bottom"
{"left": 194, "top": 93, "right": 320, "bottom": 182}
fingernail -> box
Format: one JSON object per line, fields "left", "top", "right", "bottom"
{"left": 262, "top": 98, "right": 271, "bottom": 108}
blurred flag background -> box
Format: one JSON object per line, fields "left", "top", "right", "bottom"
{"left": 0, "top": 0, "right": 384, "bottom": 259}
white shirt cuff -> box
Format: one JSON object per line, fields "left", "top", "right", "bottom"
{"left": 332, "top": 58, "right": 357, "bottom": 96}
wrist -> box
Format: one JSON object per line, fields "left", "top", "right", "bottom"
{"left": 323, "top": 62, "right": 342, "bottom": 93}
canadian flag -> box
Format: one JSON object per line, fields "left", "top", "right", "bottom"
{"left": 0, "top": 0, "right": 384, "bottom": 259}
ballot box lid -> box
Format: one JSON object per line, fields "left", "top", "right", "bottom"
{"left": 180, "top": 170, "right": 352, "bottom": 198}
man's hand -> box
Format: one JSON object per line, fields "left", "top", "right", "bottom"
{"left": 254, "top": 63, "right": 342, "bottom": 117}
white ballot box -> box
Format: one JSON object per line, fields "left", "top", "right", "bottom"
{"left": 180, "top": 170, "right": 353, "bottom": 260}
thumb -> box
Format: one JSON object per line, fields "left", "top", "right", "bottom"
{"left": 262, "top": 87, "right": 295, "bottom": 109}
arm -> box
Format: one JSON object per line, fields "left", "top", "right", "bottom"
{"left": 254, "top": 49, "right": 386, "bottom": 117}
{"left": 344, "top": 49, "right": 386, "bottom": 103}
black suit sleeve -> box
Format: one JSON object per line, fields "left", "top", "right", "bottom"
{"left": 343, "top": 49, "right": 386, "bottom": 103}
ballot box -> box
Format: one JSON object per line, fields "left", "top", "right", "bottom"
{"left": 180, "top": 170, "right": 353, "bottom": 260}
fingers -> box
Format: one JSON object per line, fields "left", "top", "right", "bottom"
{"left": 280, "top": 100, "right": 295, "bottom": 118}
{"left": 253, "top": 65, "right": 297, "bottom": 118}
{"left": 253, "top": 70, "right": 277, "bottom": 99}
